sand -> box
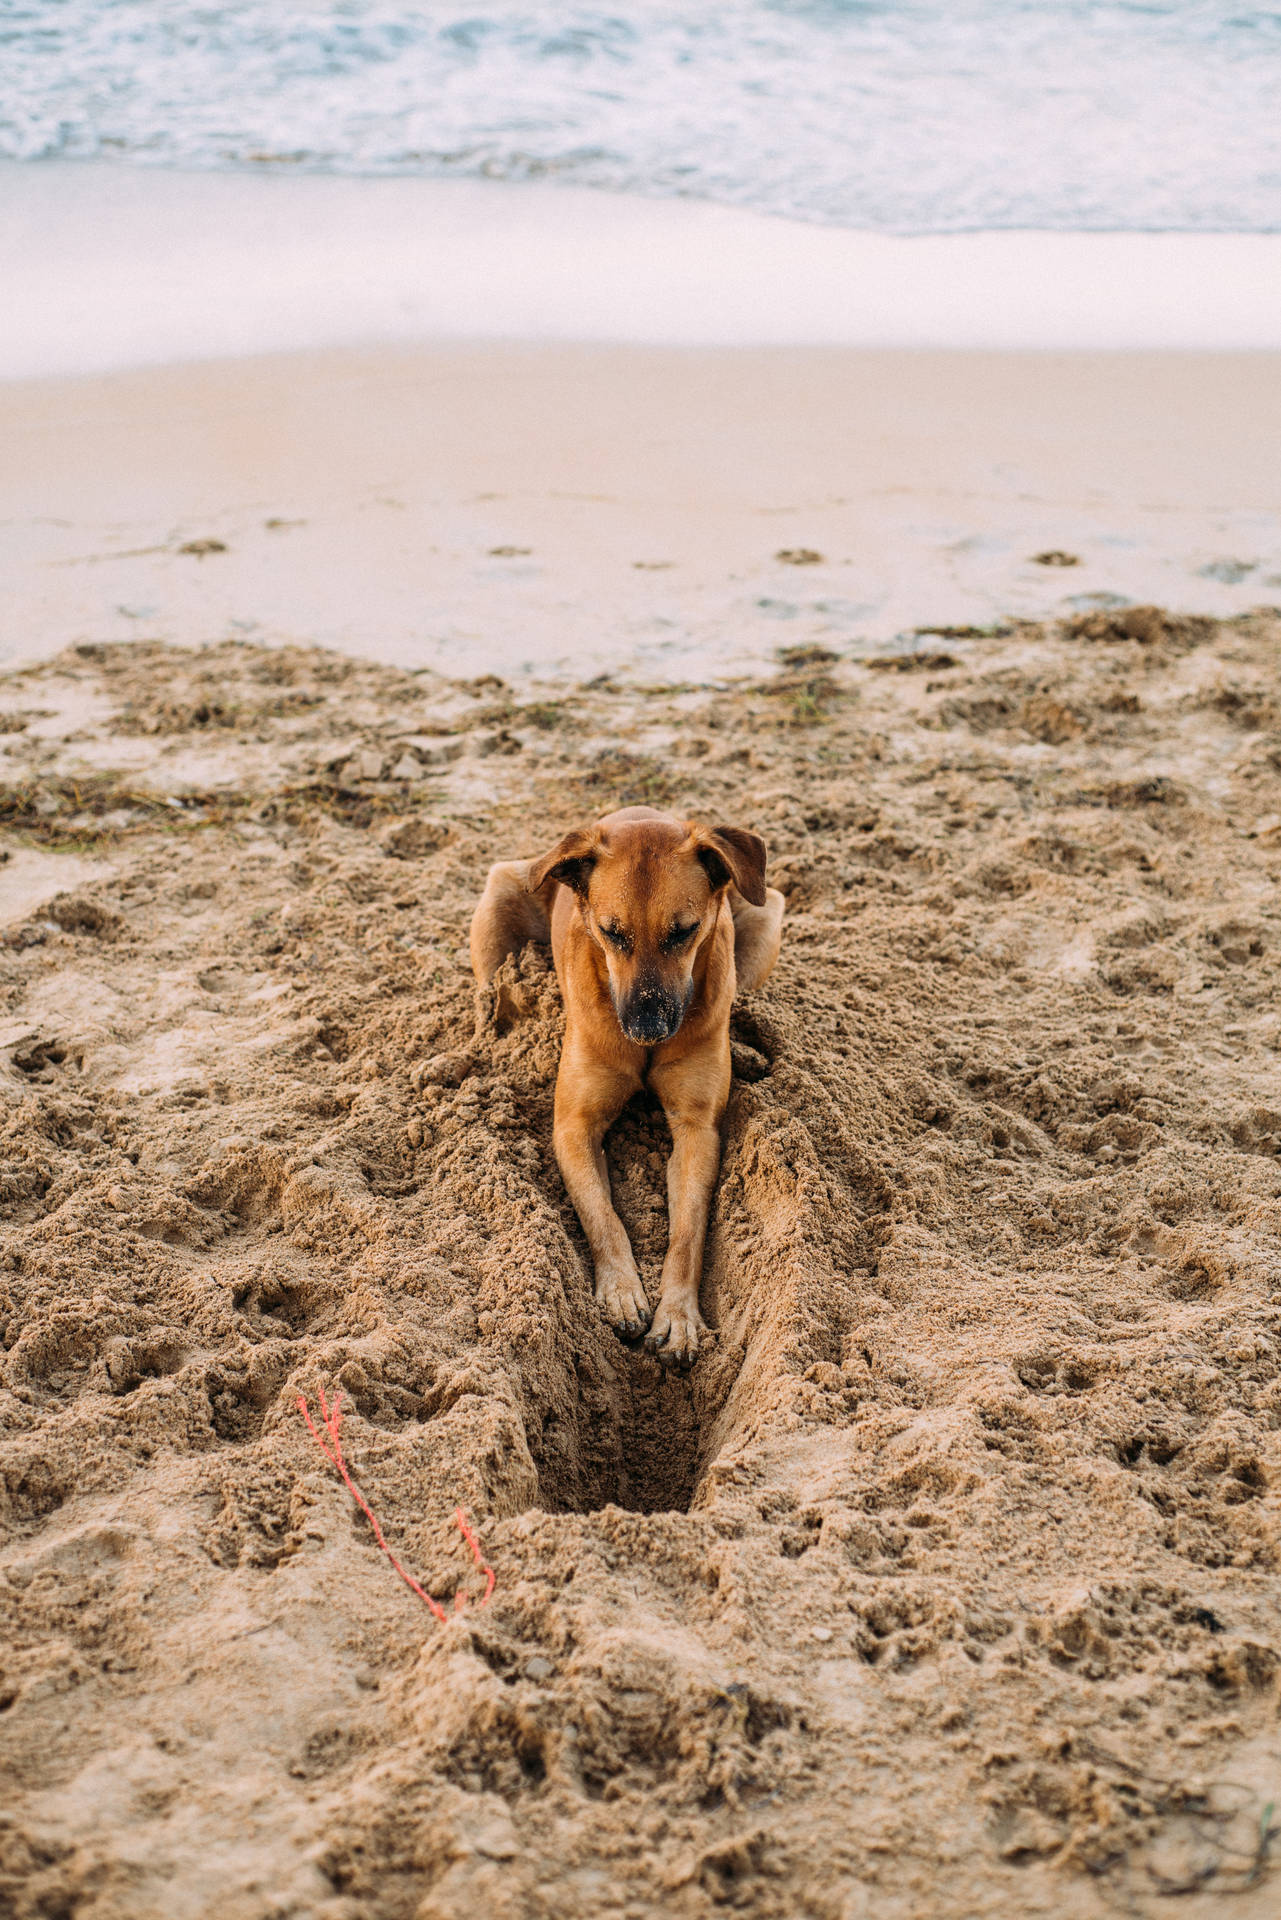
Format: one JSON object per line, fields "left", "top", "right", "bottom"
{"left": 1, "top": 589, "right": 1280, "bottom": 1916}
{"left": 7, "top": 166, "right": 1281, "bottom": 381}
{"left": 4, "top": 344, "right": 1281, "bottom": 689}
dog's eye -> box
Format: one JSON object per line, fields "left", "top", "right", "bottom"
{"left": 664, "top": 923, "right": 697, "bottom": 950}
{"left": 600, "top": 922, "right": 630, "bottom": 951}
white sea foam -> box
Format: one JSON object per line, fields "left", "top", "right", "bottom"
{"left": 2, "top": 1, "right": 1280, "bottom": 233}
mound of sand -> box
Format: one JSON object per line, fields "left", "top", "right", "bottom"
{"left": 1, "top": 611, "right": 1280, "bottom": 1917}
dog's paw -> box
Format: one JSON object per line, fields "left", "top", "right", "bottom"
{"left": 644, "top": 1298, "right": 707, "bottom": 1368}
{"left": 596, "top": 1270, "right": 652, "bottom": 1341}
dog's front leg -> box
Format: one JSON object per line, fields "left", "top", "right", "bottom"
{"left": 553, "top": 1052, "right": 650, "bottom": 1338}
{"left": 646, "top": 1048, "right": 729, "bottom": 1365}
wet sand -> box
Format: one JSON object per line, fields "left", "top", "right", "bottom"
{"left": 6, "top": 166, "right": 1281, "bottom": 379}
{"left": 3, "top": 343, "right": 1280, "bottom": 683}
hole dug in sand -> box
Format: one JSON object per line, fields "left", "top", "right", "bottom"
{"left": 520, "top": 1092, "right": 718, "bottom": 1517}
{"left": 468, "top": 984, "right": 881, "bottom": 1529}
{"left": 535, "top": 1344, "right": 703, "bottom": 1516}
{"left": 462, "top": 952, "right": 732, "bottom": 1519}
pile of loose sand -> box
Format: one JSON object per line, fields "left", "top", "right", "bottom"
{"left": 1, "top": 610, "right": 1280, "bottom": 1918}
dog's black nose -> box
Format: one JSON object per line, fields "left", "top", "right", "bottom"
{"left": 619, "top": 985, "right": 683, "bottom": 1045}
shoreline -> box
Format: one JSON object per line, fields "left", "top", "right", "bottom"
{"left": 2, "top": 340, "right": 1279, "bottom": 682}
{"left": 4, "top": 163, "right": 1281, "bottom": 381}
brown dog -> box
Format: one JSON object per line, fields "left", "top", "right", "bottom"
{"left": 469, "top": 807, "right": 784, "bottom": 1363}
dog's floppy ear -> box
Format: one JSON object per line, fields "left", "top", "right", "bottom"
{"left": 528, "top": 826, "right": 600, "bottom": 896}
{"left": 690, "top": 824, "right": 768, "bottom": 906}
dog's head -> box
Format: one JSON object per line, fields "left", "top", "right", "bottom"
{"left": 529, "top": 811, "right": 767, "bottom": 1045}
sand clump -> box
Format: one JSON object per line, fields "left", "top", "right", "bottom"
{"left": 0, "top": 612, "right": 1280, "bottom": 1916}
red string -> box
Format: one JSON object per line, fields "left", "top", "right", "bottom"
{"left": 297, "top": 1387, "right": 493, "bottom": 1620}
{"left": 454, "top": 1506, "right": 497, "bottom": 1609}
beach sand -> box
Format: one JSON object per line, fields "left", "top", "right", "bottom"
{"left": 1, "top": 600, "right": 1281, "bottom": 1916}
{"left": 1, "top": 335, "right": 1281, "bottom": 1917}
{"left": 8, "top": 166, "right": 1281, "bottom": 381}
{"left": 2, "top": 346, "right": 1281, "bottom": 687}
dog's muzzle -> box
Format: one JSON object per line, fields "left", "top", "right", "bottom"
{"left": 617, "top": 979, "right": 690, "bottom": 1046}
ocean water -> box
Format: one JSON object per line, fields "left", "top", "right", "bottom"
{"left": 1, "top": 1, "right": 1279, "bottom": 233}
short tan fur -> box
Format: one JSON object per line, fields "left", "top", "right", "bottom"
{"left": 469, "top": 807, "right": 784, "bottom": 1362}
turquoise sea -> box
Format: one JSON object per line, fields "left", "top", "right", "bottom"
{"left": 2, "top": 1, "right": 1279, "bottom": 232}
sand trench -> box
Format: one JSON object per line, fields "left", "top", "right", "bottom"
{"left": 0, "top": 617, "right": 1280, "bottom": 1917}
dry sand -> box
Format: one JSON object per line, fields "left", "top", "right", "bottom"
{"left": 1, "top": 597, "right": 1280, "bottom": 1917}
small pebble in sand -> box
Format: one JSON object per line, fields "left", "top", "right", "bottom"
{"left": 1031, "top": 549, "right": 1080, "bottom": 566}
{"left": 811, "top": 1626, "right": 834, "bottom": 1643}
{"left": 776, "top": 547, "right": 824, "bottom": 565}
{"left": 488, "top": 545, "right": 532, "bottom": 557}
{"left": 348, "top": 748, "right": 385, "bottom": 781}
{"left": 177, "top": 538, "right": 227, "bottom": 557}
{"left": 525, "top": 1657, "right": 553, "bottom": 1680}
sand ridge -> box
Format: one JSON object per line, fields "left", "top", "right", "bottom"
{"left": 0, "top": 610, "right": 1280, "bottom": 1916}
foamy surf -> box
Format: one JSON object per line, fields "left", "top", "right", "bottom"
{"left": 4, "top": 0, "right": 1279, "bottom": 234}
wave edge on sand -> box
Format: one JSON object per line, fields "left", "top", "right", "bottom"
{"left": 5, "top": 166, "right": 1281, "bottom": 380}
